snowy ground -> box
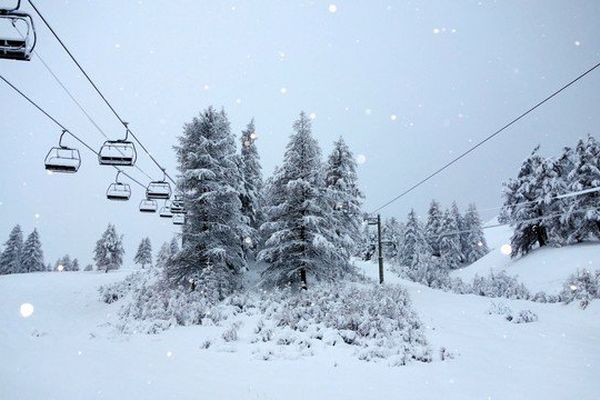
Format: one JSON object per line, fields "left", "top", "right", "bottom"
{"left": 1, "top": 254, "right": 599, "bottom": 399}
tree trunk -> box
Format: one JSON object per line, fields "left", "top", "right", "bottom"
{"left": 300, "top": 268, "right": 307, "bottom": 290}
{"left": 536, "top": 226, "right": 547, "bottom": 247}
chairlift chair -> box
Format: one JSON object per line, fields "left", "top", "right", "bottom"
{"left": 44, "top": 130, "right": 81, "bottom": 173}
{"left": 170, "top": 198, "right": 186, "bottom": 214}
{"left": 0, "top": 2, "right": 36, "bottom": 61}
{"left": 106, "top": 171, "right": 131, "bottom": 201}
{"left": 172, "top": 213, "right": 185, "bottom": 226}
{"left": 98, "top": 123, "right": 137, "bottom": 166}
{"left": 146, "top": 172, "right": 171, "bottom": 200}
{"left": 159, "top": 201, "right": 173, "bottom": 218}
{"left": 139, "top": 199, "right": 158, "bottom": 213}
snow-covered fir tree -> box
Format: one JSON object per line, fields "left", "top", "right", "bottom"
{"left": 21, "top": 228, "right": 45, "bottom": 273}
{"left": 93, "top": 224, "right": 125, "bottom": 273}
{"left": 450, "top": 202, "right": 467, "bottom": 262}
{"left": 439, "top": 209, "right": 462, "bottom": 269}
{"left": 382, "top": 217, "right": 403, "bottom": 261}
{"left": 563, "top": 135, "right": 600, "bottom": 242}
{"left": 324, "top": 137, "right": 364, "bottom": 260}
{"left": 462, "top": 204, "right": 489, "bottom": 263}
{"left": 502, "top": 147, "right": 550, "bottom": 257}
{"left": 259, "top": 112, "right": 347, "bottom": 289}
{"left": 72, "top": 258, "right": 80, "bottom": 272}
{"left": 170, "top": 107, "right": 245, "bottom": 298}
{"left": 84, "top": 264, "right": 93, "bottom": 272}
{"left": 0, "top": 225, "right": 24, "bottom": 274}
{"left": 238, "top": 119, "right": 265, "bottom": 256}
{"left": 134, "top": 237, "right": 153, "bottom": 269}
{"left": 399, "top": 209, "right": 430, "bottom": 267}
{"left": 357, "top": 219, "right": 377, "bottom": 260}
{"left": 56, "top": 254, "right": 73, "bottom": 271}
{"left": 425, "top": 200, "right": 444, "bottom": 257}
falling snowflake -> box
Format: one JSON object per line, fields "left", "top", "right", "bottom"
{"left": 309, "top": 112, "right": 317, "bottom": 120}
{"left": 390, "top": 114, "right": 398, "bottom": 121}
{"left": 500, "top": 244, "right": 512, "bottom": 256}
{"left": 20, "top": 303, "right": 34, "bottom": 318}
{"left": 280, "top": 87, "right": 288, "bottom": 94}
{"left": 356, "top": 154, "right": 367, "bottom": 164}
{"left": 328, "top": 4, "right": 338, "bottom": 13}
{"left": 574, "top": 40, "right": 581, "bottom": 46}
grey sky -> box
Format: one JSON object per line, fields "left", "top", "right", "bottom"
{"left": 1, "top": 0, "right": 599, "bottom": 267}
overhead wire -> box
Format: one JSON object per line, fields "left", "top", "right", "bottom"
{"left": 370, "top": 60, "right": 600, "bottom": 214}
{"left": 27, "top": 0, "right": 177, "bottom": 185}
{"left": 0, "top": 74, "right": 147, "bottom": 190}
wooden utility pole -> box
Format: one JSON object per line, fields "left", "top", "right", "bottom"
{"left": 367, "top": 214, "right": 384, "bottom": 284}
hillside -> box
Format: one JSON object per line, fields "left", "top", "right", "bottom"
{"left": 1, "top": 259, "right": 599, "bottom": 399}
{"left": 452, "top": 221, "right": 600, "bottom": 293}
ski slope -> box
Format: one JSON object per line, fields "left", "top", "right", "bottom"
{"left": 453, "top": 222, "right": 600, "bottom": 293}
{"left": 1, "top": 263, "right": 599, "bottom": 400}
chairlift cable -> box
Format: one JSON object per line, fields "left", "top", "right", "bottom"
{"left": 370, "top": 60, "right": 600, "bottom": 214}
{"left": 0, "top": 73, "right": 147, "bottom": 189}
{"left": 12, "top": 25, "right": 155, "bottom": 181}
{"left": 27, "top": 0, "right": 177, "bottom": 186}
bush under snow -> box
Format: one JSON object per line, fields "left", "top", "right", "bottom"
{"left": 559, "top": 269, "right": 600, "bottom": 309}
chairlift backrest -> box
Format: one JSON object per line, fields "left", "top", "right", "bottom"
{"left": 106, "top": 171, "right": 131, "bottom": 201}
{"left": 159, "top": 204, "right": 173, "bottom": 218}
{"left": 170, "top": 199, "right": 186, "bottom": 214}
{"left": 98, "top": 125, "right": 137, "bottom": 166}
{"left": 173, "top": 214, "right": 185, "bottom": 225}
{"left": 146, "top": 180, "right": 171, "bottom": 200}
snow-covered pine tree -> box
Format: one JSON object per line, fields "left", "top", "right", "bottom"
{"left": 382, "top": 217, "right": 403, "bottom": 261}
{"left": 551, "top": 146, "right": 577, "bottom": 243}
{"left": 357, "top": 218, "right": 377, "bottom": 261}
{"left": 156, "top": 241, "right": 172, "bottom": 271}
{"left": 502, "top": 147, "right": 550, "bottom": 257}
{"left": 438, "top": 209, "right": 462, "bottom": 269}
{"left": 324, "top": 137, "right": 364, "bottom": 260}
{"left": 259, "top": 112, "right": 346, "bottom": 289}
{"left": 462, "top": 203, "right": 489, "bottom": 263}
{"left": 56, "top": 255, "right": 73, "bottom": 271}
{"left": 0, "top": 225, "right": 24, "bottom": 274}
{"left": 399, "top": 209, "right": 430, "bottom": 267}
{"left": 169, "top": 237, "right": 179, "bottom": 256}
{"left": 93, "top": 224, "right": 125, "bottom": 273}
{"left": 134, "top": 237, "right": 153, "bottom": 269}
{"left": 425, "top": 200, "right": 444, "bottom": 257}
{"left": 84, "top": 264, "right": 93, "bottom": 272}
{"left": 170, "top": 107, "right": 245, "bottom": 297}
{"left": 239, "top": 119, "right": 265, "bottom": 255}
{"left": 72, "top": 258, "right": 80, "bottom": 272}
{"left": 450, "top": 202, "right": 467, "bottom": 262}
{"left": 21, "top": 228, "right": 45, "bottom": 273}
{"left": 563, "top": 135, "right": 600, "bottom": 243}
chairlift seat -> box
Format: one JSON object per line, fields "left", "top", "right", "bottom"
{"left": 139, "top": 199, "right": 158, "bottom": 213}
{"left": 159, "top": 206, "right": 173, "bottom": 218}
{"left": 44, "top": 147, "right": 81, "bottom": 173}
{"left": 107, "top": 182, "right": 131, "bottom": 201}
{"left": 98, "top": 140, "right": 137, "bottom": 166}
{"left": 0, "top": 13, "right": 35, "bottom": 61}
{"left": 170, "top": 200, "right": 186, "bottom": 214}
{"left": 173, "top": 214, "right": 185, "bottom": 225}
{"left": 146, "top": 181, "right": 172, "bottom": 200}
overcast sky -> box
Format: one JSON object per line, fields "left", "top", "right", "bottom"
{"left": 1, "top": 0, "right": 599, "bottom": 267}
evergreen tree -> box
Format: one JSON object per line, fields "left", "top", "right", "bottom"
{"left": 0, "top": 225, "right": 24, "bottom": 274}
{"left": 462, "top": 204, "right": 489, "bottom": 263}
{"left": 425, "top": 200, "right": 444, "bottom": 256}
{"left": 382, "top": 217, "right": 403, "bottom": 261}
{"left": 84, "top": 264, "right": 93, "bottom": 272}
{"left": 56, "top": 254, "right": 73, "bottom": 271}
{"left": 324, "top": 137, "right": 364, "bottom": 260}
{"left": 93, "top": 224, "right": 125, "bottom": 273}
{"left": 502, "top": 147, "right": 550, "bottom": 257}
{"left": 439, "top": 209, "right": 462, "bottom": 269}
{"left": 72, "top": 258, "right": 80, "bottom": 272}
{"left": 259, "top": 112, "right": 346, "bottom": 289}
{"left": 357, "top": 219, "right": 377, "bottom": 261}
{"left": 450, "top": 202, "right": 467, "bottom": 262}
{"left": 21, "top": 228, "right": 45, "bottom": 273}
{"left": 563, "top": 136, "right": 600, "bottom": 242}
{"left": 239, "top": 119, "right": 265, "bottom": 255}
{"left": 170, "top": 107, "right": 245, "bottom": 297}
{"left": 399, "top": 209, "right": 430, "bottom": 267}
{"left": 134, "top": 237, "right": 153, "bottom": 269}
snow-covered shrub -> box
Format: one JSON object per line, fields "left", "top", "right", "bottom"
{"left": 472, "top": 271, "right": 530, "bottom": 300}
{"left": 439, "top": 346, "right": 456, "bottom": 361}
{"left": 259, "top": 283, "right": 431, "bottom": 364}
{"left": 509, "top": 309, "right": 538, "bottom": 324}
{"left": 99, "top": 272, "right": 142, "bottom": 304}
{"left": 487, "top": 301, "right": 512, "bottom": 317}
{"left": 405, "top": 260, "right": 450, "bottom": 289}
{"left": 559, "top": 269, "right": 600, "bottom": 309}
{"left": 222, "top": 322, "right": 242, "bottom": 342}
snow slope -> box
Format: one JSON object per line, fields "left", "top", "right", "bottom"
{"left": 453, "top": 222, "right": 600, "bottom": 293}
{"left": 1, "top": 268, "right": 599, "bottom": 400}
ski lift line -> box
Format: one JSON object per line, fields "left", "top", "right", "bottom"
{"left": 421, "top": 206, "right": 600, "bottom": 241}
{"left": 11, "top": 26, "right": 155, "bottom": 181}
{"left": 475, "top": 186, "right": 600, "bottom": 214}
{"left": 0, "top": 73, "right": 147, "bottom": 189}
{"left": 370, "top": 60, "right": 600, "bottom": 214}
{"left": 26, "top": 0, "right": 177, "bottom": 186}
